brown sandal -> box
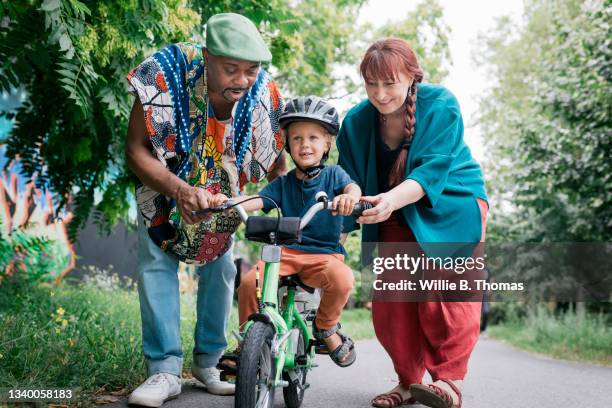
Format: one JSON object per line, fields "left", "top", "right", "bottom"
{"left": 371, "top": 391, "right": 417, "bottom": 407}
{"left": 409, "top": 379, "right": 462, "bottom": 408}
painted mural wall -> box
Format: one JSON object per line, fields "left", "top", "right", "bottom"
{"left": 1, "top": 90, "right": 75, "bottom": 281}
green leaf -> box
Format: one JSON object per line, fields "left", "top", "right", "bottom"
{"left": 68, "top": 0, "right": 91, "bottom": 16}
{"left": 59, "top": 33, "right": 72, "bottom": 52}
{"left": 56, "top": 69, "right": 76, "bottom": 80}
{"left": 40, "top": 0, "right": 61, "bottom": 12}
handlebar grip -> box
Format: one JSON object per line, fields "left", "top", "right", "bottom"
{"left": 351, "top": 201, "right": 373, "bottom": 217}
{"left": 191, "top": 203, "right": 229, "bottom": 217}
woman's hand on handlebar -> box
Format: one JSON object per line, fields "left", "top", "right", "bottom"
{"left": 332, "top": 193, "right": 358, "bottom": 216}
{"left": 357, "top": 193, "right": 396, "bottom": 224}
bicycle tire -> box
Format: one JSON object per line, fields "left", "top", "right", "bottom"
{"left": 235, "top": 322, "right": 276, "bottom": 408}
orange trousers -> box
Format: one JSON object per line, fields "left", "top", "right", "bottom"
{"left": 238, "top": 247, "right": 354, "bottom": 331}
{"left": 373, "top": 198, "right": 488, "bottom": 385}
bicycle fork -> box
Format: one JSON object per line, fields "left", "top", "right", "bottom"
{"left": 254, "top": 244, "right": 313, "bottom": 387}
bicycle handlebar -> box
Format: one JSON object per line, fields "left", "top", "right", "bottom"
{"left": 298, "top": 200, "right": 371, "bottom": 229}
{"left": 190, "top": 193, "right": 372, "bottom": 230}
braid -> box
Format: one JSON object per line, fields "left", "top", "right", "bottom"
{"left": 404, "top": 82, "right": 417, "bottom": 140}
{"left": 388, "top": 83, "right": 417, "bottom": 187}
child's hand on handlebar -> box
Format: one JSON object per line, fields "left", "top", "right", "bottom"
{"left": 332, "top": 194, "right": 358, "bottom": 216}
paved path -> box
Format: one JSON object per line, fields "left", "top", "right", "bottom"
{"left": 100, "top": 335, "right": 612, "bottom": 407}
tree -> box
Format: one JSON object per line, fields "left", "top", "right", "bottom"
{"left": 475, "top": 0, "right": 611, "bottom": 306}
{"left": 372, "top": 0, "right": 451, "bottom": 84}
{"left": 475, "top": 0, "right": 611, "bottom": 242}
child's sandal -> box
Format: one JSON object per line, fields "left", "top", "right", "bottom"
{"left": 312, "top": 321, "right": 357, "bottom": 367}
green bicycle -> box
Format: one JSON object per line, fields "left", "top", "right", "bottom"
{"left": 197, "top": 192, "right": 369, "bottom": 408}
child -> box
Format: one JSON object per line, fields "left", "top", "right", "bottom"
{"left": 212, "top": 95, "right": 361, "bottom": 367}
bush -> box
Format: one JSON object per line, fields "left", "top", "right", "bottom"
{"left": 0, "top": 225, "right": 68, "bottom": 284}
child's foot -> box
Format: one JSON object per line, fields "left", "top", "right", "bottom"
{"left": 323, "top": 333, "right": 349, "bottom": 363}
{"left": 371, "top": 384, "right": 415, "bottom": 407}
{"left": 313, "top": 321, "right": 356, "bottom": 367}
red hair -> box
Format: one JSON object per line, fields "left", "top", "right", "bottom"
{"left": 360, "top": 38, "right": 424, "bottom": 187}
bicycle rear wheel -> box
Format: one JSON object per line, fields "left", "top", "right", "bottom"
{"left": 235, "top": 322, "right": 276, "bottom": 408}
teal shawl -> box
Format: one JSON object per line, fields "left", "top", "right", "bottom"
{"left": 337, "top": 83, "right": 488, "bottom": 258}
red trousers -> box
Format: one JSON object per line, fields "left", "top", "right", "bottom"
{"left": 373, "top": 198, "right": 488, "bottom": 385}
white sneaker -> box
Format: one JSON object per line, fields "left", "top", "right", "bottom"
{"left": 128, "top": 373, "right": 181, "bottom": 407}
{"left": 192, "top": 364, "right": 235, "bottom": 395}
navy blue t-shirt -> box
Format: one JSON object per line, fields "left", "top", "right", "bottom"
{"left": 258, "top": 165, "right": 354, "bottom": 255}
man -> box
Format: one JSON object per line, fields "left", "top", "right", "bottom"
{"left": 124, "top": 13, "right": 286, "bottom": 407}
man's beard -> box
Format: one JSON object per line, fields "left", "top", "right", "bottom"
{"left": 221, "top": 87, "right": 248, "bottom": 103}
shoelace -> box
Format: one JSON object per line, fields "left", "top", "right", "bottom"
{"left": 204, "top": 368, "right": 220, "bottom": 381}
{"left": 147, "top": 374, "right": 168, "bottom": 385}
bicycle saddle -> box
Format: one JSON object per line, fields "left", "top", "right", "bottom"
{"left": 278, "top": 275, "right": 315, "bottom": 294}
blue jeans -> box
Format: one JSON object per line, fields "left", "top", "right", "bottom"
{"left": 137, "top": 215, "right": 236, "bottom": 377}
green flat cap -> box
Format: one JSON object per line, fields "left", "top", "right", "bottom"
{"left": 206, "top": 13, "right": 272, "bottom": 62}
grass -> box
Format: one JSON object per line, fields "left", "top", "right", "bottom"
{"left": 0, "top": 275, "right": 199, "bottom": 407}
{"left": 340, "top": 308, "right": 375, "bottom": 340}
{"left": 487, "top": 305, "right": 612, "bottom": 366}
{"left": 0, "top": 275, "right": 375, "bottom": 407}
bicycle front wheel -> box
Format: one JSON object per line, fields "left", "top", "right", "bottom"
{"left": 282, "top": 329, "right": 308, "bottom": 408}
{"left": 235, "top": 321, "right": 276, "bottom": 408}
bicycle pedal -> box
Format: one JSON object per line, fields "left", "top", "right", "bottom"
{"left": 314, "top": 343, "right": 329, "bottom": 355}
{"left": 217, "top": 354, "right": 238, "bottom": 369}
{"left": 218, "top": 366, "right": 237, "bottom": 375}
{"left": 220, "top": 371, "right": 236, "bottom": 383}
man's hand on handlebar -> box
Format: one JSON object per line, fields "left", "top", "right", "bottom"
{"left": 177, "top": 184, "right": 213, "bottom": 224}
{"left": 209, "top": 193, "right": 229, "bottom": 208}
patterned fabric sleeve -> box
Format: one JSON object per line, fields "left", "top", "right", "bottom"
{"left": 126, "top": 44, "right": 186, "bottom": 230}
{"left": 126, "top": 44, "right": 188, "bottom": 172}
{"left": 267, "top": 80, "right": 285, "bottom": 157}
{"left": 238, "top": 78, "right": 285, "bottom": 190}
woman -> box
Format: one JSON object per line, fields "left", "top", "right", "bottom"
{"left": 337, "top": 38, "right": 488, "bottom": 408}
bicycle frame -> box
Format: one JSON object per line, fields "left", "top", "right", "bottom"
{"left": 242, "top": 244, "right": 314, "bottom": 387}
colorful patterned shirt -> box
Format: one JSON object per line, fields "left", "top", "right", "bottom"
{"left": 127, "top": 42, "right": 284, "bottom": 264}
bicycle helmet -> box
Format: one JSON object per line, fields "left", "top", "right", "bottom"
{"left": 280, "top": 96, "right": 339, "bottom": 178}
{"left": 279, "top": 96, "right": 340, "bottom": 135}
